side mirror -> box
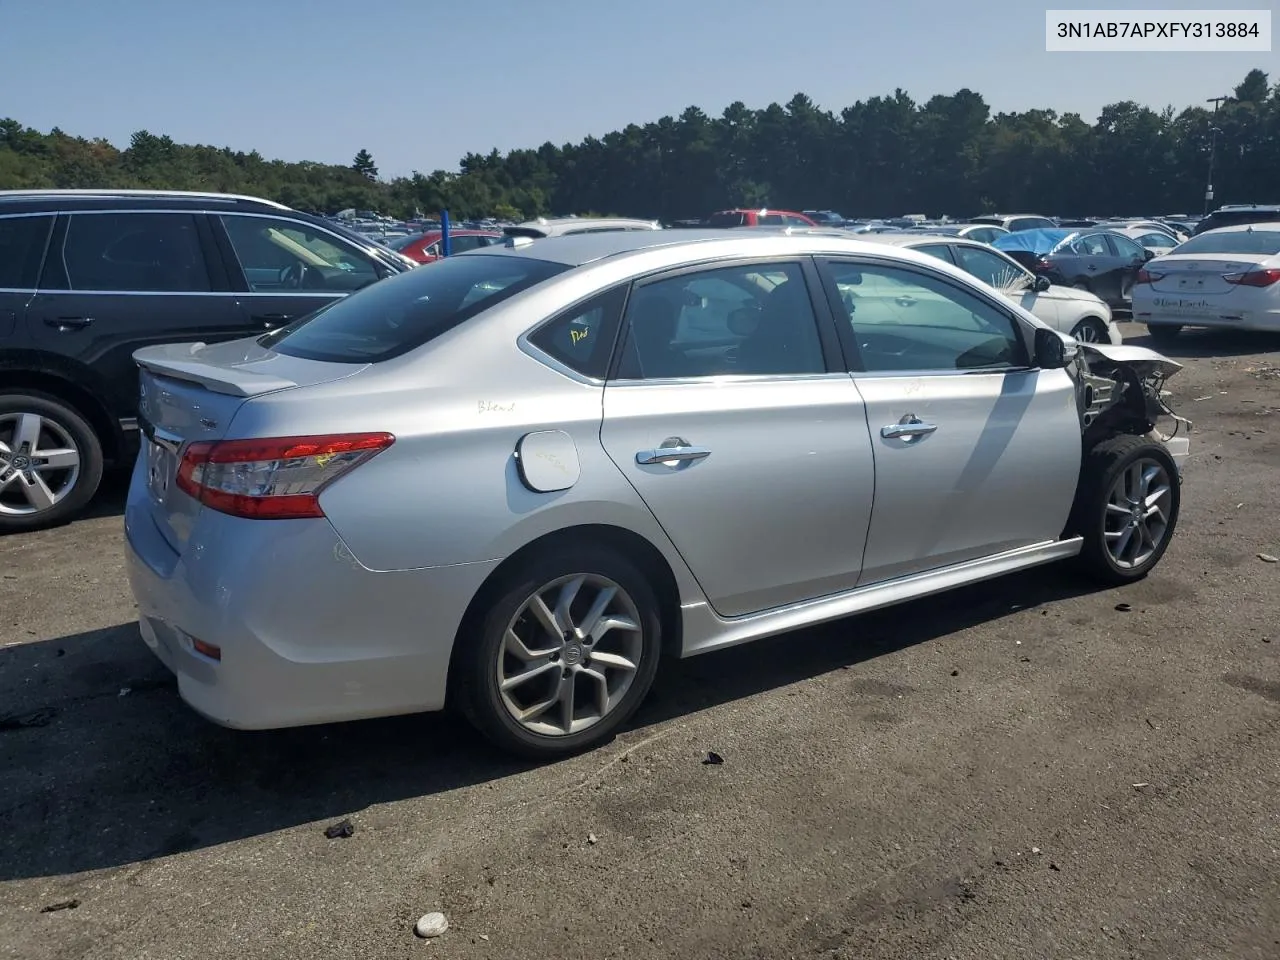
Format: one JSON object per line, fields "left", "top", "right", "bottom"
{"left": 1034, "top": 327, "right": 1077, "bottom": 369}
{"left": 1142, "top": 248, "right": 1156, "bottom": 261}
{"left": 1033, "top": 274, "right": 1051, "bottom": 292}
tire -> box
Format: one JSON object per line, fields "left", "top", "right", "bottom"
{"left": 452, "top": 543, "right": 664, "bottom": 759}
{"left": 0, "top": 392, "right": 104, "bottom": 534}
{"left": 1069, "top": 317, "right": 1109, "bottom": 343}
{"left": 1147, "top": 323, "right": 1183, "bottom": 342}
{"left": 1068, "top": 435, "right": 1180, "bottom": 585}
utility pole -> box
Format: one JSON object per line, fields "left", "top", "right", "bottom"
{"left": 1203, "top": 95, "right": 1229, "bottom": 216}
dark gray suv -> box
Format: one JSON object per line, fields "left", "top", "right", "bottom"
{"left": 0, "top": 189, "right": 416, "bottom": 532}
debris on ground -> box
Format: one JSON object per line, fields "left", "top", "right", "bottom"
{"left": 951, "top": 669, "right": 960, "bottom": 677}
{"left": 323, "top": 819, "right": 355, "bottom": 839}
{"left": 1031, "top": 847, "right": 1041, "bottom": 855}
{"left": 587, "top": 832, "right": 598, "bottom": 845}
{"left": 40, "top": 899, "right": 80, "bottom": 913}
{"left": 0, "top": 708, "right": 56, "bottom": 731}
{"left": 1258, "top": 553, "right": 1278, "bottom": 563}
{"left": 1115, "top": 603, "right": 1132, "bottom": 612}
{"left": 1193, "top": 395, "right": 1213, "bottom": 401}
{"left": 1133, "top": 782, "right": 1150, "bottom": 789}
{"left": 702, "top": 751, "right": 724, "bottom": 765}
{"left": 1049, "top": 862, "right": 1061, "bottom": 871}
{"left": 415, "top": 912, "right": 449, "bottom": 938}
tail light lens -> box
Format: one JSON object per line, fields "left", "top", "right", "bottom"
{"left": 176, "top": 433, "right": 395, "bottom": 520}
{"left": 1033, "top": 258, "right": 1052, "bottom": 272}
{"left": 1222, "top": 267, "right": 1280, "bottom": 287}
{"left": 1135, "top": 268, "right": 1164, "bottom": 284}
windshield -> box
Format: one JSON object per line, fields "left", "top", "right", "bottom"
{"left": 261, "top": 253, "right": 570, "bottom": 363}
{"left": 1172, "top": 229, "right": 1280, "bottom": 256}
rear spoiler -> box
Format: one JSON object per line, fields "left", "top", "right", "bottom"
{"left": 134, "top": 343, "right": 299, "bottom": 398}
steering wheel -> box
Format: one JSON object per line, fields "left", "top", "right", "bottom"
{"left": 279, "top": 262, "right": 306, "bottom": 289}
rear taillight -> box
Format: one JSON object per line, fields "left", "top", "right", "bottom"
{"left": 176, "top": 433, "right": 395, "bottom": 520}
{"left": 1033, "top": 258, "right": 1052, "bottom": 273}
{"left": 1135, "top": 268, "right": 1164, "bottom": 284}
{"left": 1222, "top": 267, "right": 1280, "bottom": 288}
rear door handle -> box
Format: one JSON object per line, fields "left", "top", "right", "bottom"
{"left": 636, "top": 439, "right": 711, "bottom": 465}
{"left": 881, "top": 415, "right": 937, "bottom": 440}
{"left": 45, "top": 316, "right": 93, "bottom": 330}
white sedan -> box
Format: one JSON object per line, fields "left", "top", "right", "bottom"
{"left": 871, "top": 233, "right": 1122, "bottom": 343}
{"left": 1133, "top": 222, "right": 1280, "bottom": 340}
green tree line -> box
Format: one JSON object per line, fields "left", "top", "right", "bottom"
{"left": 2, "top": 68, "right": 1275, "bottom": 221}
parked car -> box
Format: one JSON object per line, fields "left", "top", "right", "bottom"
{"left": 1133, "top": 222, "right": 1280, "bottom": 340}
{"left": 995, "top": 228, "right": 1153, "bottom": 309}
{"left": 902, "top": 223, "right": 1011, "bottom": 245}
{"left": 386, "top": 229, "right": 505, "bottom": 264}
{"left": 1192, "top": 204, "right": 1280, "bottom": 236}
{"left": 706, "top": 208, "right": 817, "bottom": 228}
{"left": 967, "top": 213, "right": 1058, "bottom": 233}
{"left": 1095, "top": 220, "right": 1188, "bottom": 244}
{"left": 0, "top": 189, "right": 417, "bottom": 533}
{"left": 869, "top": 234, "right": 1120, "bottom": 343}
{"left": 503, "top": 217, "right": 663, "bottom": 239}
{"left": 124, "top": 229, "right": 1188, "bottom": 757}
{"left": 802, "top": 210, "right": 848, "bottom": 227}
{"left": 1104, "top": 224, "right": 1180, "bottom": 257}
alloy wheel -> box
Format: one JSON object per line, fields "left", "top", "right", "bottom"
{"left": 497, "top": 574, "right": 644, "bottom": 737}
{"left": 0, "top": 412, "right": 82, "bottom": 517}
{"left": 1071, "top": 320, "right": 1105, "bottom": 343}
{"left": 1103, "top": 457, "right": 1173, "bottom": 569}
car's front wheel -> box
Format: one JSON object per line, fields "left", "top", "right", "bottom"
{"left": 0, "top": 392, "right": 104, "bottom": 534}
{"left": 1070, "top": 317, "right": 1109, "bottom": 343}
{"left": 1069, "top": 435, "right": 1180, "bottom": 585}
{"left": 453, "top": 544, "right": 663, "bottom": 758}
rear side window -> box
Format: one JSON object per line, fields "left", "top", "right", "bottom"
{"left": 707, "top": 212, "right": 746, "bottom": 228}
{"left": 0, "top": 215, "right": 53, "bottom": 288}
{"left": 58, "top": 213, "right": 210, "bottom": 292}
{"left": 263, "top": 253, "right": 570, "bottom": 363}
{"left": 527, "top": 287, "right": 626, "bottom": 379}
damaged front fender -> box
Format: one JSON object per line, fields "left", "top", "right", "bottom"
{"left": 1069, "top": 341, "right": 1192, "bottom": 443}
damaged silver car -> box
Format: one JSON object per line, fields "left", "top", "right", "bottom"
{"left": 125, "top": 230, "right": 1189, "bottom": 757}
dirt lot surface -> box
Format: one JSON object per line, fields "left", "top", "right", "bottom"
{"left": 2, "top": 324, "right": 1278, "bottom": 960}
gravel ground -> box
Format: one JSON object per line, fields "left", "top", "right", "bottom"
{"left": 1, "top": 324, "right": 1277, "bottom": 960}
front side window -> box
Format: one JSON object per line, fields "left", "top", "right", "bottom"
{"left": 782, "top": 215, "right": 811, "bottom": 226}
{"left": 0, "top": 215, "right": 54, "bottom": 288}
{"left": 1072, "top": 233, "right": 1111, "bottom": 257}
{"left": 615, "top": 262, "right": 826, "bottom": 379}
{"left": 953, "top": 245, "right": 1031, "bottom": 291}
{"left": 221, "top": 215, "right": 379, "bottom": 293}
{"left": 1137, "top": 233, "right": 1174, "bottom": 250}
{"left": 707, "top": 212, "right": 746, "bottom": 228}
{"left": 262, "top": 253, "right": 569, "bottom": 363}
{"left": 59, "top": 213, "right": 209, "bottom": 292}
{"left": 756, "top": 214, "right": 785, "bottom": 226}
{"left": 823, "top": 260, "right": 1026, "bottom": 373}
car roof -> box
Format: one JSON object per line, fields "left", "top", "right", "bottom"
{"left": 1196, "top": 220, "right": 1280, "bottom": 233}
{"left": 860, "top": 232, "right": 1004, "bottom": 252}
{"left": 470, "top": 227, "right": 896, "bottom": 267}
{"left": 504, "top": 216, "right": 661, "bottom": 237}
{"left": 0, "top": 188, "right": 291, "bottom": 215}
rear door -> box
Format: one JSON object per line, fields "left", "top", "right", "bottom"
{"left": 212, "top": 213, "right": 384, "bottom": 333}
{"left": 817, "top": 256, "right": 1080, "bottom": 585}
{"left": 0, "top": 213, "right": 54, "bottom": 346}
{"left": 1104, "top": 233, "right": 1148, "bottom": 305}
{"left": 599, "top": 258, "right": 876, "bottom": 618}
{"left": 23, "top": 210, "right": 242, "bottom": 420}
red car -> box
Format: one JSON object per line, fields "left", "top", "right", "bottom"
{"left": 385, "top": 229, "right": 504, "bottom": 264}
{"left": 706, "top": 208, "right": 818, "bottom": 228}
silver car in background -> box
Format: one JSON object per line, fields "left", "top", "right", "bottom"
{"left": 124, "top": 231, "right": 1189, "bottom": 758}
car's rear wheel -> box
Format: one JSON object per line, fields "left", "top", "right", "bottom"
{"left": 1147, "top": 323, "right": 1183, "bottom": 342}
{"left": 1070, "top": 317, "right": 1109, "bottom": 343}
{"left": 0, "top": 393, "right": 103, "bottom": 534}
{"left": 1069, "top": 435, "right": 1180, "bottom": 585}
{"left": 454, "top": 544, "right": 663, "bottom": 758}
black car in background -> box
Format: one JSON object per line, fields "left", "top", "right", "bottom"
{"left": 0, "top": 190, "right": 417, "bottom": 533}
{"left": 1193, "top": 204, "right": 1280, "bottom": 235}
{"left": 1026, "top": 229, "right": 1154, "bottom": 308}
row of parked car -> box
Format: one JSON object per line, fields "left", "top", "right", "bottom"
{"left": 0, "top": 190, "right": 1272, "bottom": 540}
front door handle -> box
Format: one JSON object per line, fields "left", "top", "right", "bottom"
{"left": 45, "top": 316, "right": 93, "bottom": 331}
{"left": 636, "top": 438, "right": 711, "bottom": 465}
{"left": 881, "top": 415, "right": 937, "bottom": 440}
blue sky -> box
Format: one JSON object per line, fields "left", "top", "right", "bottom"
{"left": 4, "top": 0, "right": 1271, "bottom": 177}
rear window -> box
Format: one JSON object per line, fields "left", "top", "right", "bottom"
{"left": 261, "top": 253, "right": 570, "bottom": 363}
{"left": 1173, "top": 229, "right": 1280, "bottom": 256}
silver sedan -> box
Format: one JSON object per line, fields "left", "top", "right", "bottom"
{"left": 124, "top": 230, "right": 1190, "bottom": 757}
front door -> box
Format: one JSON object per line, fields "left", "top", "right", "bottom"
{"left": 600, "top": 259, "right": 876, "bottom": 618}
{"left": 212, "top": 213, "right": 383, "bottom": 334}
{"left": 817, "top": 257, "right": 1081, "bottom": 585}
{"left": 23, "top": 211, "right": 243, "bottom": 419}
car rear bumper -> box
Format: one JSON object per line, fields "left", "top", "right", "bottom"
{"left": 123, "top": 461, "right": 498, "bottom": 730}
{"left": 1137, "top": 306, "right": 1280, "bottom": 331}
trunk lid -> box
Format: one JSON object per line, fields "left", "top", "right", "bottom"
{"left": 133, "top": 337, "right": 368, "bottom": 551}
{"left": 1147, "top": 254, "right": 1262, "bottom": 296}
